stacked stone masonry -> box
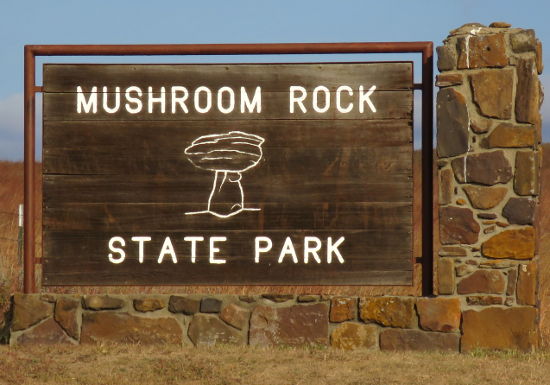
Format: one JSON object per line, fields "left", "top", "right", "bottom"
{"left": 1, "top": 23, "right": 543, "bottom": 352}
{"left": 436, "top": 22, "right": 542, "bottom": 351}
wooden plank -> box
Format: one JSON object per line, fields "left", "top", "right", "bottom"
{"left": 43, "top": 119, "right": 412, "bottom": 151}
{"left": 42, "top": 230, "right": 412, "bottom": 286}
{"left": 43, "top": 62, "right": 413, "bottom": 92}
{"left": 43, "top": 202, "right": 412, "bottom": 232}
{"left": 43, "top": 176, "right": 412, "bottom": 204}
{"left": 43, "top": 90, "right": 412, "bottom": 121}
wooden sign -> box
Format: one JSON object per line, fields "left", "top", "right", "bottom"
{"left": 42, "top": 62, "right": 413, "bottom": 286}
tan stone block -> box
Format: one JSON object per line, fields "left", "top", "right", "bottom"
{"left": 462, "top": 185, "right": 507, "bottom": 210}
{"left": 515, "top": 151, "right": 540, "bottom": 196}
{"left": 133, "top": 298, "right": 166, "bottom": 312}
{"left": 481, "top": 228, "right": 535, "bottom": 259}
{"left": 461, "top": 307, "right": 537, "bottom": 352}
{"left": 470, "top": 69, "right": 514, "bottom": 119}
{"left": 438, "top": 258, "right": 455, "bottom": 295}
{"left": 466, "top": 296, "right": 504, "bottom": 305}
{"left": 359, "top": 297, "right": 416, "bottom": 328}
{"left": 83, "top": 295, "right": 124, "bottom": 311}
{"left": 517, "top": 262, "right": 537, "bottom": 305}
{"left": 329, "top": 297, "right": 357, "bottom": 322}
{"left": 330, "top": 322, "right": 377, "bottom": 350}
{"left": 457, "top": 270, "right": 506, "bottom": 294}
{"left": 486, "top": 123, "right": 535, "bottom": 148}
{"left": 417, "top": 298, "right": 461, "bottom": 332}
{"left": 436, "top": 73, "right": 462, "bottom": 87}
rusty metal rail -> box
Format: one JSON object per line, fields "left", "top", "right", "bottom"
{"left": 24, "top": 42, "right": 433, "bottom": 295}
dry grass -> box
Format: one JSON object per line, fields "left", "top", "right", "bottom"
{"left": 0, "top": 344, "right": 549, "bottom": 385}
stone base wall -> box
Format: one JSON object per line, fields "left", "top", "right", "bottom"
{"left": 2, "top": 293, "right": 536, "bottom": 352}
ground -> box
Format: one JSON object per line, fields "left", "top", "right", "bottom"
{"left": 0, "top": 344, "right": 549, "bottom": 385}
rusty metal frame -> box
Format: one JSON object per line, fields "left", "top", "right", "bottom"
{"left": 23, "top": 42, "right": 433, "bottom": 295}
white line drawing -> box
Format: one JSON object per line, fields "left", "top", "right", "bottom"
{"left": 184, "top": 131, "right": 265, "bottom": 218}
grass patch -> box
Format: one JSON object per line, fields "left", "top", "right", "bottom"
{"left": 1, "top": 344, "right": 550, "bottom": 385}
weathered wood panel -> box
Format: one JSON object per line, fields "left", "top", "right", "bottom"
{"left": 42, "top": 62, "right": 414, "bottom": 286}
{"left": 43, "top": 63, "right": 413, "bottom": 92}
{"left": 43, "top": 90, "right": 411, "bottom": 121}
{"left": 44, "top": 202, "right": 412, "bottom": 232}
{"left": 43, "top": 230, "right": 412, "bottom": 286}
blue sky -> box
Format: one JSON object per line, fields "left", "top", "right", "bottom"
{"left": 0, "top": 0, "right": 548, "bottom": 160}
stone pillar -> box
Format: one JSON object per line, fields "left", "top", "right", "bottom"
{"left": 436, "top": 22, "right": 543, "bottom": 351}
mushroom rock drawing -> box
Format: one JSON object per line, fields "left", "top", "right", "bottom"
{"left": 184, "top": 131, "right": 265, "bottom": 218}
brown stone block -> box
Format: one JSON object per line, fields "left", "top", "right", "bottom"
{"left": 438, "top": 258, "right": 455, "bottom": 295}
{"left": 54, "top": 297, "right": 80, "bottom": 340}
{"left": 502, "top": 198, "right": 536, "bottom": 225}
{"left": 359, "top": 297, "right": 416, "bottom": 328}
{"left": 133, "top": 298, "right": 166, "bottom": 312}
{"left": 330, "top": 322, "right": 378, "bottom": 350}
{"left": 451, "top": 151, "right": 512, "bottom": 186}
{"left": 506, "top": 267, "right": 518, "bottom": 296}
{"left": 436, "top": 45, "right": 456, "bottom": 71}
{"left": 511, "top": 29, "right": 536, "bottom": 53}
{"left": 461, "top": 307, "right": 537, "bottom": 352}
{"left": 330, "top": 297, "right": 357, "bottom": 323}
{"left": 515, "top": 151, "right": 539, "bottom": 196}
{"left": 462, "top": 185, "right": 507, "bottom": 210}
{"left": 439, "top": 206, "right": 480, "bottom": 245}
{"left": 417, "top": 298, "right": 461, "bottom": 332}
{"left": 516, "top": 59, "right": 540, "bottom": 125}
{"left": 536, "top": 40, "right": 543, "bottom": 74}
{"left": 457, "top": 34, "right": 508, "bottom": 69}
{"left": 249, "top": 303, "right": 329, "bottom": 346}
{"left": 436, "top": 73, "right": 463, "bottom": 87}
{"left": 489, "top": 22, "right": 511, "bottom": 28}
{"left": 188, "top": 314, "right": 245, "bottom": 346}
{"left": 220, "top": 303, "right": 250, "bottom": 330}
{"left": 297, "top": 295, "right": 319, "bottom": 303}
{"left": 439, "top": 169, "right": 454, "bottom": 205}
{"left": 437, "top": 88, "right": 469, "bottom": 158}
{"left": 517, "top": 262, "right": 537, "bottom": 305}
{"left": 457, "top": 270, "right": 506, "bottom": 294}
{"left": 168, "top": 295, "right": 200, "bottom": 315}
{"left": 12, "top": 294, "right": 53, "bottom": 331}
{"left": 14, "top": 318, "right": 74, "bottom": 345}
{"left": 486, "top": 123, "right": 535, "bottom": 148}
{"left": 481, "top": 227, "right": 535, "bottom": 259}
{"left": 81, "top": 312, "right": 182, "bottom": 344}
{"left": 380, "top": 329, "right": 459, "bottom": 352}
{"left": 470, "top": 69, "right": 513, "bottom": 119}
